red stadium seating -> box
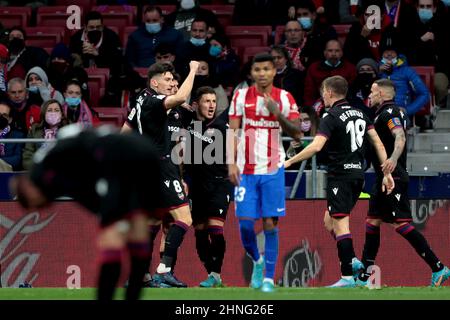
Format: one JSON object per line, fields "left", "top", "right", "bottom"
{"left": 36, "top": 6, "right": 84, "bottom": 28}
{"left": 274, "top": 25, "right": 285, "bottom": 45}
{"left": 86, "top": 67, "right": 110, "bottom": 109}
{"left": 55, "top": 0, "right": 93, "bottom": 13}
{"left": 98, "top": 12, "right": 134, "bottom": 29}
{"left": 412, "top": 66, "right": 435, "bottom": 116}
{"left": 25, "top": 27, "right": 64, "bottom": 48}
{"left": 122, "top": 26, "right": 138, "bottom": 49}
{"left": 332, "top": 24, "right": 351, "bottom": 46}
{"left": 202, "top": 4, "right": 234, "bottom": 28}
{"left": 92, "top": 5, "right": 137, "bottom": 21}
{"left": 241, "top": 46, "right": 270, "bottom": 65}
{"left": 225, "top": 26, "right": 272, "bottom": 51}
{"left": 0, "top": 7, "right": 32, "bottom": 28}
{"left": 134, "top": 67, "right": 148, "bottom": 79}
{"left": 95, "top": 107, "right": 128, "bottom": 127}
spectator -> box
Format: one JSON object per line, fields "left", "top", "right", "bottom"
{"left": 0, "top": 44, "right": 8, "bottom": 97}
{"left": 47, "top": 43, "right": 90, "bottom": 103}
{"left": 63, "top": 80, "right": 99, "bottom": 127}
{"left": 7, "top": 77, "right": 41, "bottom": 134}
{"left": 0, "top": 101, "right": 25, "bottom": 171}
{"left": 178, "top": 18, "right": 211, "bottom": 78}
{"left": 303, "top": 39, "right": 357, "bottom": 107}
{"left": 22, "top": 99, "right": 69, "bottom": 170}
{"left": 125, "top": 6, "right": 184, "bottom": 68}
{"left": 348, "top": 57, "right": 379, "bottom": 120}
{"left": 378, "top": 42, "right": 430, "bottom": 121}
{"left": 26, "top": 66, "right": 65, "bottom": 106}
{"left": 233, "top": 0, "right": 290, "bottom": 26}
{"left": 344, "top": 3, "right": 392, "bottom": 65}
{"left": 270, "top": 45, "right": 305, "bottom": 105}
{"left": 191, "top": 59, "right": 229, "bottom": 116}
{"left": 280, "top": 20, "right": 307, "bottom": 72}
{"left": 208, "top": 33, "right": 240, "bottom": 88}
{"left": 165, "top": 0, "right": 221, "bottom": 41}
{"left": 69, "top": 11, "right": 123, "bottom": 75}
{"left": 6, "top": 27, "right": 49, "bottom": 80}
{"left": 232, "top": 60, "right": 253, "bottom": 97}
{"left": 412, "top": 0, "right": 450, "bottom": 105}
{"left": 293, "top": 0, "right": 338, "bottom": 66}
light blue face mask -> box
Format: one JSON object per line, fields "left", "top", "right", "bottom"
{"left": 382, "top": 57, "right": 398, "bottom": 65}
{"left": 418, "top": 8, "right": 433, "bottom": 23}
{"left": 145, "top": 22, "right": 161, "bottom": 34}
{"left": 28, "top": 86, "right": 39, "bottom": 93}
{"left": 209, "top": 45, "right": 222, "bottom": 57}
{"left": 190, "top": 37, "right": 206, "bottom": 46}
{"left": 324, "top": 60, "right": 342, "bottom": 68}
{"left": 298, "top": 17, "right": 313, "bottom": 30}
{"left": 442, "top": 0, "right": 450, "bottom": 7}
{"left": 65, "top": 97, "right": 81, "bottom": 107}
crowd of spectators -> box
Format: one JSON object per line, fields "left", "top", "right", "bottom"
{"left": 0, "top": 0, "right": 447, "bottom": 171}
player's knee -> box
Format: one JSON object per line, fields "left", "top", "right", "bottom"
{"left": 262, "top": 217, "right": 278, "bottom": 230}
{"left": 239, "top": 219, "right": 255, "bottom": 233}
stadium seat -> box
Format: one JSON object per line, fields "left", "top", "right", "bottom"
{"left": 225, "top": 26, "right": 272, "bottom": 51}
{"left": 241, "top": 46, "right": 270, "bottom": 65}
{"left": 55, "top": 0, "right": 94, "bottom": 13}
{"left": 95, "top": 107, "right": 128, "bottom": 127}
{"left": 92, "top": 6, "right": 137, "bottom": 29}
{"left": 332, "top": 24, "right": 351, "bottom": 46}
{"left": 202, "top": 5, "right": 234, "bottom": 28}
{"left": 274, "top": 25, "right": 285, "bottom": 45}
{"left": 92, "top": 5, "right": 137, "bottom": 22}
{"left": 134, "top": 67, "right": 148, "bottom": 79}
{"left": 25, "top": 27, "right": 64, "bottom": 48}
{"left": 86, "top": 67, "right": 110, "bottom": 109}
{"left": 0, "top": 7, "right": 32, "bottom": 28}
{"left": 122, "top": 26, "right": 138, "bottom": 49}
{"left": 149, "top": 5, "right": 176, "bottom": 16}
{"left": 412, "top": 65, "right": 435, "bottom": 116}
{"left": 36, "top": 6, "right": 85, "bottom": 28}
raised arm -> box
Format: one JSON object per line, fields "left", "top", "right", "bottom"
{"left": 164, "top": 61, "right": 199, "bottom": 110}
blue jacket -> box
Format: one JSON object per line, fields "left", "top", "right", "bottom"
{"left": 379, "top": 56, "right": 430, "bottom": 116}
{"left": 125, "top": 25, "right": 184, "bottom": 68}
{"left": 1, "top": 129, "right": 25, "bottom": 171}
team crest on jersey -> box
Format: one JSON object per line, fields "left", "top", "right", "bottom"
{"left": 128, "top": 108, "right": 136, "bottom": 120}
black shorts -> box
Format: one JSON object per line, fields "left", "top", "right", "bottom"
{"left": 190, "top": 179, "right": 233, "bottom": 224}
{"left": 326, "top": 177, "right": 364, "bottom": 217}
{"left": 156, "top": 158, "right": 189, "bottom": 213}
{"left": 368, "top": 180, "right": 412, "bottom": 223}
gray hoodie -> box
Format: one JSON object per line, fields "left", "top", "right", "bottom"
{"left": 25, "top": 66, "right": 65, "bottom": 105}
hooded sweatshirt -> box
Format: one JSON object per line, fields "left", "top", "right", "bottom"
{"left": 25, "top": 66, "right": 64, "bottom": 105}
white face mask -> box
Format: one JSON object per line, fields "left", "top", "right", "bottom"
{"left": 181, "top": 0, "right": 196, "bottom": 10}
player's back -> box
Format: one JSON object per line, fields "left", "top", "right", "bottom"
{"left": 318, "top": 99, "right": 372, "bottom": 180}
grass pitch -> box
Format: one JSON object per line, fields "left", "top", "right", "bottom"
{"left": 1, "top": 287, "right": 450, "bottom": 300}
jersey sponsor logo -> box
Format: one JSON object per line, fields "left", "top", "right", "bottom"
{"left": 164, "top": 180, "right": 170, "bottom": 188}
{"left": 243, "top": 118, "right": 279, "bottom": 128}
{"left": 332, "top": 188, "right": 338, "bottom": 195}
{"left": 188, "top": 128, "right": 214, "bottom": 144}
{"left": 395, "top": 193, "right": 401, "bottom": 201}
{"left": 344, "top": 162, "right": 362, "bottom": 170}
{"left": 168, "top": 125, "right": 180, "bottom": 132}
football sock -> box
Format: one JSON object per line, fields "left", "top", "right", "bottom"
{"left": 264, "top": 228, "right": 279, "bottom": 279}
{"left": 160, "top": 221, "right": 189, "bottom": 270}
{"left": 208, "top": 226, "right": 226, "bottom": 274}
{"left": 238, "top": 219, "right": 260, "bottom": 261}
{"left": 97, "top": 249, "right": 122, "bottom": 300}
{"left": 336, "top": 233, "right": 355, "bottom": 277}
{"left": 126, "top": 241, "right": 150, "bottom": 300}
{"left": 195, "top": 229, "right": 211, "bottom": 273}
{"left": 360, "top": 222, "right": 380, "bottom": 280}
{"left": 396, "top": 224, "right": 444, "bottom": 272}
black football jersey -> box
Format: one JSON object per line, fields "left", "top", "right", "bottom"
{"left": 126, "top": 88, "right": 170, "bottom": 157}
{"left": 372, "top": 101, "right": 408, "bottom": 182}
{"left": 317, "top": 99, "right": 373, "bottom": 179}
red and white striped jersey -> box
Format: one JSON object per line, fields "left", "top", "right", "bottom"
{"left": 229, "top": 86, "right": 300, "bottom": 174}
